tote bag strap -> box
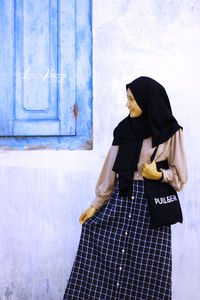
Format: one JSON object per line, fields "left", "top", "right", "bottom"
{"left": 150, "top": 146, "right": 159, "bottom": 162}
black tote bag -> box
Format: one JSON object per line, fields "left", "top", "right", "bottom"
{"left": 144, "top": 147, "right": 183, "bottom": 227}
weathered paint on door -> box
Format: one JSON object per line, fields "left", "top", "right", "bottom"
{"left": 0, "top": 0, "right": 92, "bottom": 149}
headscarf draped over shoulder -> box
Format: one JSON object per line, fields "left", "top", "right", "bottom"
{"left": 112, "top": 76, "right": 181, "bottom": 196}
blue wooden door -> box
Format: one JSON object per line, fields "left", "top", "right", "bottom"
{"left": 0, "top": 0, "right": 92, "bottom": 149}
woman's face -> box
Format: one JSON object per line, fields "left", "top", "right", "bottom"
{"left": 126, "top": 88, "right": 142, "bottom": 118}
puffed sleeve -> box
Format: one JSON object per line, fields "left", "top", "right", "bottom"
{"left": 160, "top": 129, "right": 188, "bottom": 191}
{"left": 91, "top": 145, "right": 119, "bottom": 210}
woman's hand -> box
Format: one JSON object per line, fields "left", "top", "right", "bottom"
{"left": 142, "top": 160, "right": 163, "bottom": 181}
{"left": 79, "top": 206, "right": 97, "bottom": 224}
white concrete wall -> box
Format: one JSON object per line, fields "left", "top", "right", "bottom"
{"left": 0, "top": 1, "right": 200, "bottom": 299}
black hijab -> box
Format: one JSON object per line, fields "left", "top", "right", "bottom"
{"left": 112, "top": 76, "right": 181, "bottom": 197}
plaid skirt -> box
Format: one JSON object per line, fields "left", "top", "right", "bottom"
{"left": 63, "top": 180, "right": 172, "bottom": 300}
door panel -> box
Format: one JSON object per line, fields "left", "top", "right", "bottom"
{"left": 12, "top": 0, "right": 75, "bottom": 136}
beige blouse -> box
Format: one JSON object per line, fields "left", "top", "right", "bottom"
{"left": 91, "top": 128, "right": 188, "bottom": 210}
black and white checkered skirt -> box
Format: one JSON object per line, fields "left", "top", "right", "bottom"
{"left": 63, "top": 180, "right": 172, "bottom": 299}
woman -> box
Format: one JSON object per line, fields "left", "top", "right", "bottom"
{"left": 63, "top": 76, "right": 188, "bottom": 299}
